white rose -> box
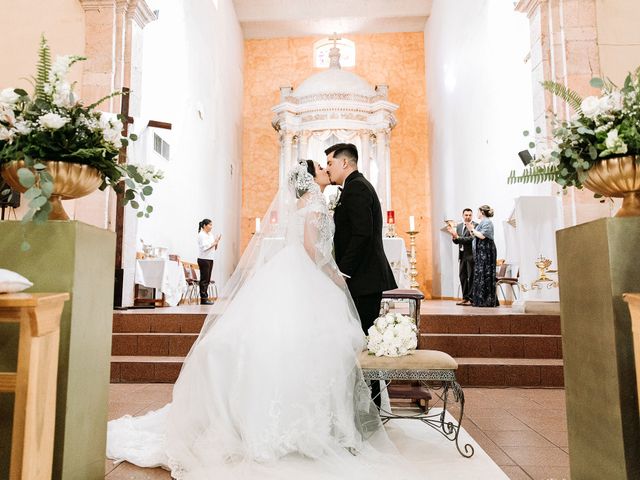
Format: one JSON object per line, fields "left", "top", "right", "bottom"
{"left": 605, "top": 128, "right": 628, "bottom": 154}
{"left": 39, "top": 112, "right": 70, "bottom": 130}
{"left": 0, "top": 88, "right": 20, "bottom": 105}
{"left": 580, "top": 96, "right": 601, "bottom": 118}
{"left": 13, "top": 119, "right": 32, "bottom": 135}
{"left": 606, "top": 91, "right": 623, "bottom": 112}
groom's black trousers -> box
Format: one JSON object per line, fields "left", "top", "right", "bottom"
{"left": 352, "top": 292, "right": 383, "bottom": 408}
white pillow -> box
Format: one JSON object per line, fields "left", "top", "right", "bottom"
{"left": 0, "top": 269, "right": 33, "bottom": 293}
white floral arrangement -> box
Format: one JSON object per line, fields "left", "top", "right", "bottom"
{"left": 327, "top": 191, "right": 341, "bottom": 212}
{"left": 0, "top": 36, "right": 162, "bottom": 223}
{"left": 366, "top": 312, "right": 418, "bottom": 357}
{"left": 508, "top": 69, "right": 640, "bottom": 190}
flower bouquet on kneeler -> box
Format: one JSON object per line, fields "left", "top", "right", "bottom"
{"left": 367, "top": 313, "right": 432, "bottom": 410}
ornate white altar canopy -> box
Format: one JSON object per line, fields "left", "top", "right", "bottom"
{"left": 271, "top": 42, "right": 399, "bottom": 211}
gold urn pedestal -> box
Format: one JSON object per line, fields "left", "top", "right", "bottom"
{"left": 557, "top": 217, "right": 640, "bottom": 479}
{"left": 584, "top": 155, "right": 640, "bottom": 217}
{"left": 1, "top": 160, "right": 103, "bottom": 220}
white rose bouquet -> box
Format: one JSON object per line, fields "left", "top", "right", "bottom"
{"left": 0, "top": 36, "right": 162, "bottom": 223}
{"left": 367, "top": 312, "right": 418, "bottom": 357}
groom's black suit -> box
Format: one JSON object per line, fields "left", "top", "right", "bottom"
{"left": 333, "top": 171, "right": 397, "bottom": 407}
{"left": 333, "top": 171, "right": 398, "bottom": 332}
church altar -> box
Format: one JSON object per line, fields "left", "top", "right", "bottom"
{"left": 271, "top": 39, "right": 398, "bottom": 214}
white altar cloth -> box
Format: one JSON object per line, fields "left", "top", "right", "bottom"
{"left": 135, "top": 259, "right": 187, "bottom": 307}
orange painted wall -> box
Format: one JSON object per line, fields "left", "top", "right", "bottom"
{"left": 242, "top": 32, "right": 432, "bottom": 294}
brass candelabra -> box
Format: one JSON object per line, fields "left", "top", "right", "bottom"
{"left": 406, "top": 230, "right": 420, "bottom": 289}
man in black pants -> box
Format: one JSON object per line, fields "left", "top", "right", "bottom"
{"left": 326, "top": 143, "right": 398, "bottom": 407}
{"left": 447, "top": 208, "right": 476, "bottom": 306}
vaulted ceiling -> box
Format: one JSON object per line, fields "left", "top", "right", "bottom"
{"left": 232, "top": 0, "right": 432, "bottom": 39}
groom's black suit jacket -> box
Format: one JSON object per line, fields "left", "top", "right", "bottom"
{"left": 333, "top": 171, "right": 398, "bottom": 297}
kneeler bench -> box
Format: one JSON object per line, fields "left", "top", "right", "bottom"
{"left": 359, "top": 349, "right": 474, "bottom": 458}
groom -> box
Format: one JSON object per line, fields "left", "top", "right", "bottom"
{"left": 326, "top": 143, "right": 397, "bottom": 405}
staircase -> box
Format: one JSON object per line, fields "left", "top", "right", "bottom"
{"left": 111, "top": 306, "right": 564, "bottom": 387}
{"left": 420, "top": 311, "right": 564, "bottom": 387}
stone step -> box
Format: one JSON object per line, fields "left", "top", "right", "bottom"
{"left": 112, "top": 312, "right": 206, "bottom": 333}
{"left": 112, "top": 333, "right": 198, "bottom": 356}
{"left": 420, "top": 313, "right": 561, "bottom": 335}
{"left": 111, "top": 355, "right": 564, "bottom": 387}
{"left": 419, "top": 333, "right": 562, "bottom": 359}
{"left": 456, "top": 357, "right": 564, "bottom": 387}
{"left": 111, "top": 356, "right": 185, "bottom": 383}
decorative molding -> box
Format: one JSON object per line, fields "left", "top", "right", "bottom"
{"left": 79, "top": 0, "right": 116, "bottom": 12}
{"left": 515, "top": 0, "right": 544, "bottom": 18}
{"left": 130, "top": 0, "right": 157, "bottom": 28}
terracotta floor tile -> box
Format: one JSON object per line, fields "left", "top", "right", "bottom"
{"left": 484, "top": 429, "right": 556, "bottom": 448}
{"left": 521, "top": 465, "right": 570, "bottom": 480}
{"left": 500, "top": 465, "right": 533, "bottom": 480}
{"left": 501, "top": 446, "right": 570, "bottom": 467}
{"left": 470, "top": 415, "right": 530, "bottom": 432}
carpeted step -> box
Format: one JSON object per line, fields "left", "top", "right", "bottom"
{"left": 420, "top": 313, "right": 561, "bottom": 335}
{"left": 112, "top": 333, "right": 198, "bottom": 356}
{"left": 455, "top": 357, "right": 564, "bottom": 387}
{"left": 111, "top": 355, "right": 185, "bottom": 383}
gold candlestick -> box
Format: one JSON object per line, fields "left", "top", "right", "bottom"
{"left": 406, "top": 230, "right": 420, "bottom": 289}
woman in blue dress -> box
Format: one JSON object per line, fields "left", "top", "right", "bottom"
{"left": 468, "top": 205, "right": 499, "bottom": 307}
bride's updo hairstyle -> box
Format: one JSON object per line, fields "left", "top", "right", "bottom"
{"left": 288, "top": 160, "right": 316, "bottom": 198}
{"left": 479, "top": 205, "right": 494, "bottom": 217}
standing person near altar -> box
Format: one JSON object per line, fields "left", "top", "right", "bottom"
{"left": 197, "top": 218, "right": 221, "bottom": 305}
{"left": 468, "top": 205, "right": 499, "bottom": 307}
{"left": 447, "top": 208, "right": 476, "bottom": 306}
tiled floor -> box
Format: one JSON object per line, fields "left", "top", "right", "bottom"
{"left": 105, "top": 384, "right": 570, "bottom": 480}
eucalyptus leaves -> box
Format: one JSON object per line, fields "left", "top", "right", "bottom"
{"left": 0, "top": 35, "right": 163, "bottom": 228}
{"left": 508, "top": 69, "right": 640, "bottom": 189}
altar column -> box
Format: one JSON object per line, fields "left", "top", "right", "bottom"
{"left": 375, "top": 129, "right": 390, "bottom": 213}
{"left": 298, "top": 130, "right": 311, "bottom": 161}
{"left": 280, "top": 131, "right": 294, "bottom": 187}
{"left": 359, "top": 131, "right": 371, "bottom": 178}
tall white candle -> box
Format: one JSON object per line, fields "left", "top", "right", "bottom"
{"left": 255, "top": 217, "right": 261, "bottom": 233}
{"left": 409, "top": 215, "right": 415, "bottom": 231}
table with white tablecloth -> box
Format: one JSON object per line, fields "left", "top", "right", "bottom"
{"left": 135, "top": 259, "right": 187, "bottom": 307}
{"left": 383, "top": 237, "right": 411, "bottom": 289}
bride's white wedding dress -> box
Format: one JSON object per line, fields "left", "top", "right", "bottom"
{"left": 107, "top": 174, "right": 410, "bottom": 479}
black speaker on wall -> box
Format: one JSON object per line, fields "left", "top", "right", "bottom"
{"left": 0, "top": 179, "right": 20, "bottom": 209}
{"left": 518, "top": 150, "right": 534, "bottom": 166}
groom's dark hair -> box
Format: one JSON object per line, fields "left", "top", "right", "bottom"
{"left": 325, "top": 143, "right": 358, "bottom": 166}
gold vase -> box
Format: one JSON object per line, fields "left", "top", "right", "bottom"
{"left": 583, "top": 155, "right": 640, "bottom": 217}
{"left": 1, "top": 160, "right": 103, "bottom": 220}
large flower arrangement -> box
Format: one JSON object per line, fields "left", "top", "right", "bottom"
{"left": 508, "top": 68, "right": 640, "bottom": 191}
{"left": 0, "top": 36, "right": 162, "bottom": 224}
{"left": 367, "top": 312, "right": 418, "bottom": 357}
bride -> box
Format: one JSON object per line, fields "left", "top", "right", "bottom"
{"left": 107, "top": 160, "right": 409, "bottom": 479}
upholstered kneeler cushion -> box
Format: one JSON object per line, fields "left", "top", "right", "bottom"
{"left": 358, "top": 350, "right": 458, "bottom": 370}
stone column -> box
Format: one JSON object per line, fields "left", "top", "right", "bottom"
{"left": 359, "top": 131, "right": 371, "bottom": 178}
{"left": 298, "top": 130, "right": 311, "bottom": 160}
{"left": 280, "top": 131, "right": 294, "bottom": 188}
{"left": 516, "top": 0, "right": 610, "bottom": 225}
{"left": 375, "top": 129, "right": 389, "bottom": 214}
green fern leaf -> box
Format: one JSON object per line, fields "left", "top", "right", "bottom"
{"left": 35, "top": 34, "right": 52, "bottom": 98}
{"left": 507, "top": 165, "right": 560, "bottom": 185}
{"left": 541, "top": 80, "right": 583, "bottom": 113}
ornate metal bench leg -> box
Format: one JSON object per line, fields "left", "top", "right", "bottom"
{"left": 451, "top": 381, "right": 475, "bottom": 458}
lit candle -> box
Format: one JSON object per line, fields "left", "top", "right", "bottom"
{"left": 387, "top": 210, "right": 395, "bottom": 224}
{"left": 255, "top": 217, "right": 261, "bottom": 233}
{"left": 270, "top": 210, "right": 278, "bottom": 224}
{"left": 409, "top": 215, "right": 416, "bottom": 231}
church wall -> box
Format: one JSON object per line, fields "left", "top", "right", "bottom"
{"left": 596, "top": 0, "right": 640, "bottom": 84}
{"left": 425, "top": 0, "right": 541, "bottom": 298}
{"left": 242, "top": 32, "right": 432, "bottom": 294}
{"left": 134, "top": 0, "right": 244, "bottom": 286}
{"left": 0, "top": 0, "right": 85, "bottom": 91}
